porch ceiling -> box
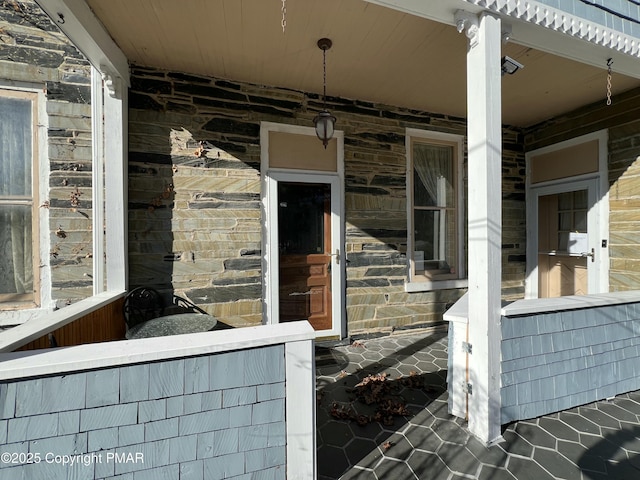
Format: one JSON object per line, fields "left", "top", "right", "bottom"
{"left": 85, "top": 0, "right": 640, "bottom": 127}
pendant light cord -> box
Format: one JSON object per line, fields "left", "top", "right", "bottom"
{"left": 323, "top": 47, "right": 327, "bottom": 110}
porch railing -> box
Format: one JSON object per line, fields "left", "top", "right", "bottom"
{"left": 0, "top": 321, "right": 316, "bottom": 480}
{"left": 445, "top": 291, "right": 640, "bottom": 426}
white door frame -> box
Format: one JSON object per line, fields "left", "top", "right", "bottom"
{"left": 525, "top": 131, "right": 609, "bottom": 298}
{"left": 260, "top": 123, "right": 345, "bottom": 338}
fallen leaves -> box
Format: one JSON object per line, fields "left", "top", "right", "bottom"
{"left": 328, "top": 371, "right": 431, "bottom": 427}
{"left": 330, "top": 402, "right": 355, "bottom": 421}
{"left": 401, "top": 371, "right": 424, "bottom": 389}
{"left": 355, "top": 373, "right": 389, "bottom": 405}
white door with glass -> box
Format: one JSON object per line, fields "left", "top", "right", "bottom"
{"left": 266, "top": 172, "right": 343, "bottom": 337}
{"left": 532, "top": 180, "right": 599, "bottom": 297}
{"left": 525, "top": 132, "right": 608, "bottom": 299}
{"left": 261, "top": 121, "right": 345, "bottom": 338}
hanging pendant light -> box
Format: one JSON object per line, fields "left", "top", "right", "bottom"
{"left": 313, "top": 38, "right": 336, "bottom": 148}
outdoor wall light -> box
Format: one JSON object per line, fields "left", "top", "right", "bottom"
{"left": 313, "top": 38, "right": 337, "bottom": 148}
{"left": 501, "top": 56, "right": 524, "bottom": 75}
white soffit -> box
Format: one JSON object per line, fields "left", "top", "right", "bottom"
{"left": 366, "top": 0, "right": 640, "bottom": 79}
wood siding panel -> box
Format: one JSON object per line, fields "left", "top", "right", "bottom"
{"left": 530, "top": 140, "right": 598, "bottom": 184}
{"left": 17, "top": 298, "right": 125, "bottom": 351}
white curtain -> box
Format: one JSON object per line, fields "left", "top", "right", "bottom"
{"left": 413, "top": 144, "right": 452, "bottom": 208}
{"left": 0, "top": 96, "right": 33, "bottom": 296}
{"left": 414, "top": 144, "right": 453, "bottom": 264}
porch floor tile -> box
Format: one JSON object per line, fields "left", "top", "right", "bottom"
{"left": 316, "top": 330, "right": 640, "bottom": 480}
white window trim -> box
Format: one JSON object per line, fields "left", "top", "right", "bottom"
{"left": 0, "top": 73, "right": 127, "bottom": 349}
{"left": 91, "top": 67, "right": 105, "bottom": 294}
{"left": 0, "top": 83, "right": 51, "bottom": 318}
{"left": 0, "top": 2, "right": 129, "bottom": 348}
{"left": 405, "top": 128, "right": 466, "bottom": 292}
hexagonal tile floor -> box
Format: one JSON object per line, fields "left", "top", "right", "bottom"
{"left": 316, "top": 329, "right": 640, "bottom": 479}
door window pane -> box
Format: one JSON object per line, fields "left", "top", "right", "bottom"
{"left": 278, "top": 182, "right": 332, "bottom": 330}
{"left": 573, "top": 190, "right": 587, "bottom": 209}
{"left": 278, "top": 183, "right": 330, "bottom": 255}
{"left": 556, "top": 189, "right": 588, "bottom": 252}
{"left": 575, "top": 211, "right": 587, "bottom": 232}
{"left": 558, "top": 192, "right": 572, "bottom": 211}
{"left": 558, "top": 212, "right": 572, "bottom": 231}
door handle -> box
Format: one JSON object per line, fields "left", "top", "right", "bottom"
{"left": 581, "top": 248, "right": 595, "bottom": 262}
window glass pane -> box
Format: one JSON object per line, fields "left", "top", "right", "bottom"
{"left": 278, "top": 183, "right": 329, "bottom": 255}
{"left": 413, "top": 143, "right": 454, "bottom": 208}
{"left": 574, "top": 210, "right": 587, "bottom": 232}
{"left": 558, "top": 192, "right": 572, "bottom": 211}
{"left": 558, "top": 232, "right": 569, "bottom": 251}
{"left": 573, "top": 190, "right": 587, "bottom": 209}
{"left": 413, "top": 209, "right": 456, "bottom": 275}
{"left": 558, "top": 212, "right": 572, "bottom": 231}
{"left": 0, "top": 96, "right": 32, "bottom": 197}
{"left": 0, "top": 205, "right": 33, "bottom": 296}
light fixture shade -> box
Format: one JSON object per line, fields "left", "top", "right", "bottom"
{"left": 313, "top": 110, "right": 337, "bottom": 148}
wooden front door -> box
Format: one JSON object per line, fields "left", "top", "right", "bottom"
{"left": 277, "top": 182, "right": 332, "bottom": 330}
{"left": 538, "top": 190, "right": 589, "bottom": 297}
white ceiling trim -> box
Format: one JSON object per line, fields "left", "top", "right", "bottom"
{"left": 34, "top": 0, "right": 130, "bottom": 85}
{"left": 466, "top": 0, "right": 640, "bottom": 57}
{"left": 366, "top": 0, "right": 640, "bottom": 79}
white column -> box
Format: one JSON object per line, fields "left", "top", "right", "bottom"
{"left": 103, "top": 74, "right": 128, "bottom": 292}
{"left": 285, "top": 338, "right": 316, "bottom": 479}
{"left": 91, "top": 66, "right": 105, "bottom": 294}
{"left": 460, "top": 11, "right": 503, "bottom": 443}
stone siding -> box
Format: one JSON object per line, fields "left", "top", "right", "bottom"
{"left": 501, "top": 130, "right": 527, "bottom": 300}
{"left": 0, "top": 344, "right": 286, "bottom": 479}
{"left": 608, "top": 119, "right": 640, "bottom": 291}
{"left": 0, "top": 0, "right": 93, "bottom": 308}
{"left": 129, "top": 66, "right": 527, "bottom": 333}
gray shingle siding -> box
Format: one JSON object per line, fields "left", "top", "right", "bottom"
{"left": 501, "top": 303, "right": 640, "bottom": 423}
{"left": 0, "top": 345, "right": 286, "bottom": 480}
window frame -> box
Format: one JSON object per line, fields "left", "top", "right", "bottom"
{"left": 0, "top": 88, "right": 42, "bottom": 309}
{"left": 0, "top": 69, "right": 127, "bottom": 337}
{"left": 405, "top": 128, "right": 466, "bottom": 291}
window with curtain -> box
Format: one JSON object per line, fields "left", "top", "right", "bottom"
{"left": 410, "top": 138, "right": 459, "bottom": 281}
{"left": 0, "top": 90, "right": 38, "bottom": 306}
